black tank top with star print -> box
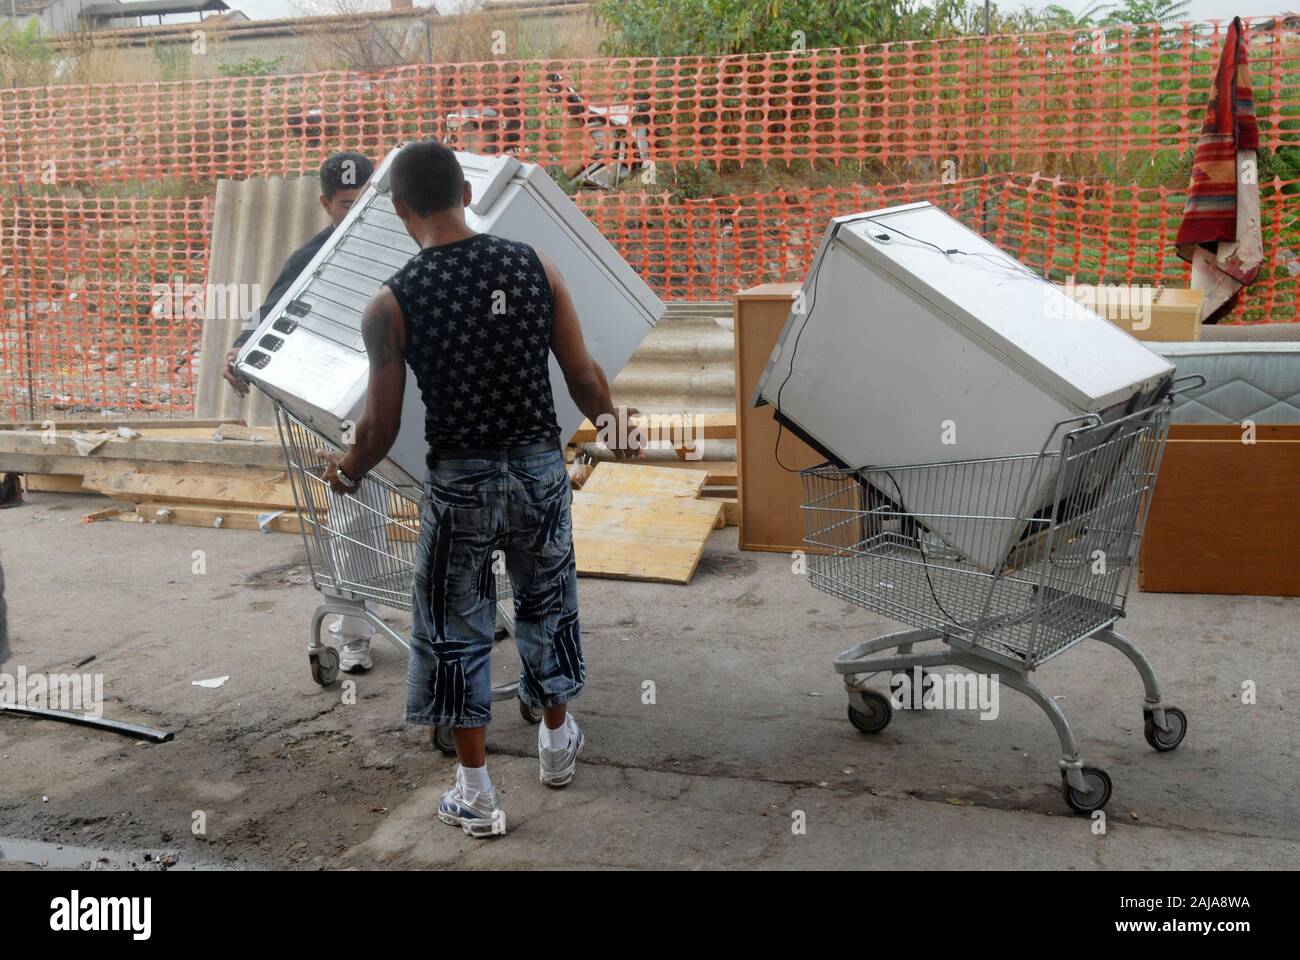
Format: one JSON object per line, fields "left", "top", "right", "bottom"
{"left": 383, "top": 233, "right": 561, "bottom": 454}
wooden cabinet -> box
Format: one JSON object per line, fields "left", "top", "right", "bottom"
{"left": 734, "top": 284, "right": 824, "bottom": 553}
{"left": 1140, "top": 424, "right": 1300, "bottom": 596}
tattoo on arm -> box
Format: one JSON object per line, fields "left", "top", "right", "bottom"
{"left": 361, "top": 294, "right": 400, "bottom": 369}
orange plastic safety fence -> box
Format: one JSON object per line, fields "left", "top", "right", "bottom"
{"left": 574, "top": 173, "right": 1300, "bottom": 312}
{"left": 4, "top": 174, "right": 1296, "bottom": 419}
{"left": 2, "top": 19, "right": 1298, "bottom": 184}
{"left": 0, "top": 194, "right": 213, "bottom": 421}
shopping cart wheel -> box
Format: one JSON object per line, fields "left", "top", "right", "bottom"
{"left": 518, "top": 698, "right": 543, "bottom": 725}
{"left": 1061, "top": 766, "right": 1112, "bottom": 814}
{"left": 309, "top": 646, "right": 340, "bottom": 687}
{"left": 431, "top": 725, "right": 457, "bottom": 756}
{"left": 1143, "top": 706, "right": 1187, "bottom": 752}
{"left": 847, "top": 692, "right": 892, "bottom": 734}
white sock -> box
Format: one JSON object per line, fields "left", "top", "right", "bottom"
{"left": 539, "top": 717, "right": 570, "bottom": 751}
{"left": 460, "top": 763, "right": 492, "bottom": 796}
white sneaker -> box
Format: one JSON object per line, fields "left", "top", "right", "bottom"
{"left": 538, "top": 715, "right": 584, "bottom": 788}
{"left": 330, "top": 617, "right": 373, "bottom": 672}
{"left": 438, "top": 768, "right": 506, "bottom": 838}
{"left": 338, "top": 637, "right": 372, "bottom": 672}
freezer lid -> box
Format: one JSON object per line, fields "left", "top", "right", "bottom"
{"left": 833, "top": 202, "right": 1173, "bottom": 411}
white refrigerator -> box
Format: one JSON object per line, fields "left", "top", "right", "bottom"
{"left": 754, "top": 201, "right": 1175, "bottom": 572}
{"left": 235, "top": 147, "right": 664, "bottom": 484}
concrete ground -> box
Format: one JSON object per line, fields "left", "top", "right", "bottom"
{"left": 0, "top": 490, "right": 1296, "bottom": 870}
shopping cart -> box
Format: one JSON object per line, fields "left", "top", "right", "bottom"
{"left": 799, "top": 381, "right": 1200, "bottom": 813}
{"left": 274, "top": 403, "right": 542, "bottom": 754}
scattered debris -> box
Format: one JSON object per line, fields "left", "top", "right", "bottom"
{"left": 71, "top": 432, "right": 112, "bottom": 456}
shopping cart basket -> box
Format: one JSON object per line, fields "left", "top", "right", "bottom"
{"left": 274, "top": 403, "right": 542, "bottom": 753}
{"left": 800, "top": 381, "right": 1200, "bottom": 813}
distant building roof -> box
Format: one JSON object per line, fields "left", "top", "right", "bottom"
{"left": 8, "top": 0, "right": 64, "bottom": 15}
{"left": 81, "top": 0, "right": 229, "bottom": 20}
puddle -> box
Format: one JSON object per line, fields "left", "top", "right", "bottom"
{"left": 0, "top": 837, "right": 220, "bottom": 871}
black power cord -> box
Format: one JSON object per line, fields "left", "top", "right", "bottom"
{"left": 772, "top": 213, "right": 1045, "bottom": 473}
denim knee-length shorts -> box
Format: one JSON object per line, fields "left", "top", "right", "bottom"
{"left": 406, "top": 447, "right": 584, "bottom": 728}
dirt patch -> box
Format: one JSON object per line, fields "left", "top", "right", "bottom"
{"left": 244, "top": 561, "right": 314, "bottom": 590}
{"left": 695, "top": 553, "right": 759, "bottom": 580}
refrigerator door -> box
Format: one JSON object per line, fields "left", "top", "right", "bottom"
{"left": 236, "top": 147, "right": 663, "bottom": 483}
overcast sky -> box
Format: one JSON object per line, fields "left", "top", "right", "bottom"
{"left": 228, "top": 1, "right": 1290, "bottom": 26}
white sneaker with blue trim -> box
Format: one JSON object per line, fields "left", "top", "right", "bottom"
{"left": 538, "top": 715, "right": 584, "bottom": 788}
{"left": 437, "top": 768, "right": 506, "bottom": 838}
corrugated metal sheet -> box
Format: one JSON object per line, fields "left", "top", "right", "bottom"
{"left": 606, "top": 300, "right": 737, "bottom": 463}
{"left": 194, "top": 176, "right": 330, "bottom": 426}
{"left": 611, "top": 301, "right": 734, "bottom": 411}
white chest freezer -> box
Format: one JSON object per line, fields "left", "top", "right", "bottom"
{"left": 754, "top": 202, "right": 1175, "bottom": 572}
{"left": 235, "top": 147, "right": 664, "bottom": 484}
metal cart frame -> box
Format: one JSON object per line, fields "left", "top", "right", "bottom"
{"left": 274, "top": 403, "right": 541, "bottom": 753}
{"left": 800, "top": 380, "right": 1200, "bottom": 813}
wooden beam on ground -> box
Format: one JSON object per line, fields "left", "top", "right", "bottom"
{"left": 80, "top": 461, "right": 299, "bottom": 509}
{"left": 22, "top": 474, "right": 89, "bottom": 494}
{"left": 0, "top": 429, "right": 286, "bottom": 473}
{"left": 697, "top": 495, "right": 739, "bottom": 527}
{"left": 0, "top": 418, "right": 241, "bottom": 432}
{"left": 127, "top": 502, "right": 306, "bottom": 534}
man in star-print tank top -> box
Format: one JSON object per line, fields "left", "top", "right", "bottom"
{"left": 322, "top": 139, "right": 641, "bottom": 838}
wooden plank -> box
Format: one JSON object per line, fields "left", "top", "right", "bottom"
{"left": 22, "top": 474, "right": 89, "bottom": 493}
{"left": 569, "top": 412, "right": 736, "bottom": 445}
{"left": 82, "top": 506, "right": 127, "bottom": 523}
{"left": 130, "top": 502, "right": 306, "bottom": 534}
{"left": 0, "top": 418, "right": 240, "bottom": 432}
{"left": 571, "top": 492, "right": 722, "bottom": 584}
{"left": 0, "top": 430, "right": 286, "bottom": 470}
{"left": 81, "top": 461, "right": 298, "bottom": 509}
{"left": 698, "top": 495, "right": 739, "bottom": 527}
{"left": 580, "top": 461, "right": 709, "bottom": 499}
{"left": 1140, "top": 431, "right": 1300, "bottom": 597}
{"left": 129, "top": 423, "right": 274, "bottom": 442}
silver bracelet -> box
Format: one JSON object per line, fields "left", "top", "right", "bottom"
{"left": 336, "top": 466, "right": 361, "bottom": 490}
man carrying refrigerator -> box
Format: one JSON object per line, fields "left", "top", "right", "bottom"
{"left": 320, "top": 139, "right": 639, "bottom": 837}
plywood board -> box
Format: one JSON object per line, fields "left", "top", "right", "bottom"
{"left": 571, "top": 492, "right": 723, "bottom": 584}
{"left": 580, "top": 461, "right": 709, "bottom": 499}
{"left": 636, "top": 460, "right": 737, "bottom": 485}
